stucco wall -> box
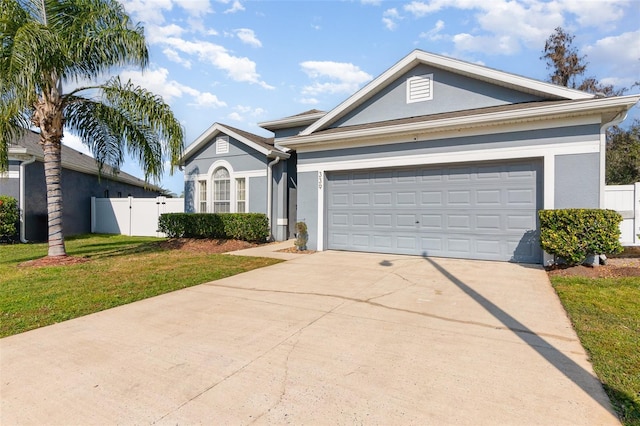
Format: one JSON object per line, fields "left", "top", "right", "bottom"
{"left": 554, "top": 153, "right": 600, "bottom": 208}
{"left": 298, "top": 124, "right": 600, "bottom": 166}
{"left": 0, "top": 162, "right": 20, "bottom": 199}
{"left": 183, "top": 135, "right": 267, "bottom": 177}
{"left": 296, "top": 171, "right": 318, "bottom": 250}
{"left": 335, "top": 64, "right": 545, "bottom": 128}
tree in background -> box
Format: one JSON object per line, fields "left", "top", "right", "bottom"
{"left": 542, "top": 27, "right": 638, "bottom": 184}
{"left": 0, "top": 0, "right": 184, "bottom": 257}
{"left": 541, "top": 27, "right": 625, "bottom": 96}
{"left": 606, "top": 120, "right": 640, "bottom": 185}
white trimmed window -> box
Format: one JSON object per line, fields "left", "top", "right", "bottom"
{"left": 215, "top": 136, "right": 229, "bottom": 154}
{"left": 236, "top": 178, "right": 246, "bottom": 213}
{"left": 406, "top": 74, "right": 433, "bottom": 103}
{"left": 198, "top": 180, "right": 208, "bottom": 212}
{"left": 213, "top": 167, "right": 230, "bottom": 213}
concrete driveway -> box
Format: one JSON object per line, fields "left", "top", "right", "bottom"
{"left": 1, "top": 250, "right": 618, "bottom": 425}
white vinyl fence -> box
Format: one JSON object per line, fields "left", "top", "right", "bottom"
{"left": 604, "top": 183, "right": 640, "bottom": 246}
{"left": 91, "top": 196, "right": 184, "bottom": 237}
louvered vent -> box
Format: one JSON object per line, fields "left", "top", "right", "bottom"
{"left": 216, "top": 136, "right": 229, "bottom": 154}
{"left": 407, "top": 74, "right": 433, "bottom": 103}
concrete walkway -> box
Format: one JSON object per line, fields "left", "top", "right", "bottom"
{"left": 0, "top": 249, "right": 618, "bottom": 425}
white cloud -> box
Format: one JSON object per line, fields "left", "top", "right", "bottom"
{"left": 300, "top": 61, "right": 373, "bottom": 96}
{"left": 160, "top": 37, "right": 273, "bottom": 88}
{"left": 145, "top": 24, "right": 185, "bottom": 44}
{"left": 119, "top": 68, "right": 227, "bottom": 108}
{"left": 192, "top": 92, "right": 227, "bottom": 108}
{"left": 452, "top": 33, "right": 522, "bottom": 55}
{"left": 121, "top": 0, "right": 173, "bottom": 25}
{"left": 361, "top": 0, "right": 381, "bottom": 5}
{"left": 162, "top": 48, "right": 192, "bottom": 68}
{"left": 228, "top": 112, "right": 243, "bottom": 121}
{"left": 234, "top": 28, "right": 262, "bottom": 48}
{"left": 402, "top": 0, "right": 631, "bottom": 57}
{"left": 420, "top": 20, "right": 445, "bottom": 41}
{"left": 223, "top": 0, "right": 244, "bottom": 14}
{"left": 556, "top": 0, "right": 628, "bottom": 28}
{"left": 172, "top": 0, "right": 212, "bottom": 17}
{"left": 228, "top": 105, "right": 266, "bottom": 121}
{"left": 583, "top": 30, "right": 640, "bottom": 87}
{"left": 382, "top": 8, "right": 401, "bottom": 31}
{"left": 404, "top": 0, "right": 445, "bottom": 17}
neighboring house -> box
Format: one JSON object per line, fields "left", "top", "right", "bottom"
{"left": 1, "top": 130, "right": 162, "bottom": 242}
{"left": 181, "top": 49, "right": 640, "bottom": 264}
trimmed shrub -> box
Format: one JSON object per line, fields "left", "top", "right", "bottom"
{"left": 158, "top": 213, "right": 269, "bottom": 243}
{"left": 0, "top": 195, "right": 19, "bottom": 241}
{"left": 538, "top": 209, "right": 623, "bottom": 265}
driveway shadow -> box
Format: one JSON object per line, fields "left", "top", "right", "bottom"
{"left": 422, "top": 255, "right": 615, "bottom": 416}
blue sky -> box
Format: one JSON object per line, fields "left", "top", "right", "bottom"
{"left": 63, "top": 0, "right": 640, "bottom": 195}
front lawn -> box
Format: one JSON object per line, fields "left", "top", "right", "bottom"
{"left": 550, "top": 275, "right": 640, "bottom": 425}
{"left": 0, "top": 234, "right": 281, "bottom": 338}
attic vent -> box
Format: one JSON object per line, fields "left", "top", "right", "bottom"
{"left": 216, "top": 136, "right": 229, "bottom": 154}
{"left": 407, "top": 74, "right": 433, "bottom": 103}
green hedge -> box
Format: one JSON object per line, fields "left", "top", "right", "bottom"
{"left": 538, "top": 209, "right": 623, "bottom": 265}
{"left": 158, "top": 213, "right": 270, "bottom": 242}
{"left": 0, "top": 195, "right": 19, "bottom": 241}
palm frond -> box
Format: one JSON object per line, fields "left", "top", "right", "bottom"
{"left": 64, "top": 79, "right": 183, "bottom": 182}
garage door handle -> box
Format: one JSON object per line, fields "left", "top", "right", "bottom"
{"left": 415, "top": 221, "right": 420, "bottom": 224}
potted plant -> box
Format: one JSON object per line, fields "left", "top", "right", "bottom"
{"left": 294, "top": 221, "right": 308, "bottom": 251}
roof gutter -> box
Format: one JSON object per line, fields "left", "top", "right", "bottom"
{"left": 19, "top": 155, "right": 36, "bottom": 243}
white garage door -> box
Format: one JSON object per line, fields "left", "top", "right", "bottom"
{"left": 327, "top": 160, "right": 542, "bottom": 263}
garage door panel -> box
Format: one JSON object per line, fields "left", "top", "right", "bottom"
{"left": 327, "top": 160, "right": 541, "bottom": 263}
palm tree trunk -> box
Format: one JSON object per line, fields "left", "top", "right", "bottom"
{"left": 35, "top": 93, "right": 67, "bottom": 257}
{"left": 41, "top": 136, "right": 66, "bottom": 257}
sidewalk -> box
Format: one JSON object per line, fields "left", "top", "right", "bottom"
{"left": 227, "top": 239, "right": 306, "bottom": 260}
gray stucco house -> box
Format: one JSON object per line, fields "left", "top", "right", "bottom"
{"left": 1, "top": 130, "right": 162, "bottom": 242}
{"left": 180, "top": 49, "right": 640, "bottom": 264}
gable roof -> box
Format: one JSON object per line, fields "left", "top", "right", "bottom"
{"left": 301, "top": 49, "right": 595, "bottom": 136}
{"left": 8, "top": 130, "right": 162, "bottom": 191}
{"left": 179, "top": 122, "right": 289, "bottom": 164}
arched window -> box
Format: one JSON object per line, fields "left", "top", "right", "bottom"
{"left": 213, "top": 167, "right": 230, "bottom": 213}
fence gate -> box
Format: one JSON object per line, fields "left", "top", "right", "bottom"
{"left": 604, "top": 183, "right": 640, "bottom": 246}
{"left": 91, "top": 196, "right": 184, "bottom": 237}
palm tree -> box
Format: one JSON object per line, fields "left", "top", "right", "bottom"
{"left": 0, "top": 0, "right": 184, "bottom": 257}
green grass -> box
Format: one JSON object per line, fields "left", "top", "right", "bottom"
{"left": 0, "top": 234, "right": 281, "bottom": 338}
{"left": 550, "top": 275, "right": 640, "bottom": 425}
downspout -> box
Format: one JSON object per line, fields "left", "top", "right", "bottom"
{"left": 599, "top": 110, "right": 628, "bottom": 208}
{"left": 19, "top": 156, "right": 37, "bottom": 243}
{"left": 267, "top": 156, "right": 281, "bottom": 241}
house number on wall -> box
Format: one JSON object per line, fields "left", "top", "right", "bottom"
{"left": 318, "top": 171, "right": 323, "bottom": 189}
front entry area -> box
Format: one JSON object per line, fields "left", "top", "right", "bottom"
{"left": 326, "top": 159, "right": 542, "bottom": 263}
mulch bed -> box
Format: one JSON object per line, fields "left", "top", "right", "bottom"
{"left": 546, "top": 257, "right": 640, "bottom": 278}
{"left": 154, "top": 238, "right": 258, "bottom": 254}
